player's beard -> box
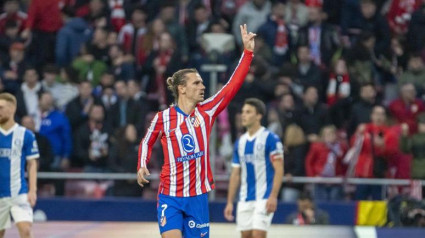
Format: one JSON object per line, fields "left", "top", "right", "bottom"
{"left": 0, "top": 115, "right": 10, "bottom": 125}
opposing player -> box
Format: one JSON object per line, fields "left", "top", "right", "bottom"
{"left": 136, "top": 24, "right": 255, "bottom": 238}
{"left": 224, "top": 98, "right": 284, "bottom": 238}
{"left": 0, "top": 93, "right": 39, "bottom": 238}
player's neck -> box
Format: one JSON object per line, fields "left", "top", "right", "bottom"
{"left": 176, "top": 98, "right": 196, "bottom": 115}
{"left": 247, "top": 123, "right": 262, "bottom": 137}
{"left": 0, "top": 119, "right": 16, "bottom": 131}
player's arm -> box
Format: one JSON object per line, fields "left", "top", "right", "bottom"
{"left": 27, "top": 159, "right": 37, "bottom": 207}
{"left": 137, "top": 112, "right": 163, "bottom": 187}
{"left": 266, "top": 136, "right": 284, "bottom": 213}
{"left": 200, "top": 24, "right": 255, "bottom": 117}
{"left": 224, "top": 167, "right": 241, "bottom": 221}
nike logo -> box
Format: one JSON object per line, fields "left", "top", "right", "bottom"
{"left": 201, "top": 232, "right": 208, "bottom": 237}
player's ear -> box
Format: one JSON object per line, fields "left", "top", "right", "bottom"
{"left": 178, "top": 84, "right": 185, "bottom": 95}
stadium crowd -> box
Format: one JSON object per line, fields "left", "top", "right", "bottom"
{"left": 1, "top": 0, "right": 425, "bottom": 201}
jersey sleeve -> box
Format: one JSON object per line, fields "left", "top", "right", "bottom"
{"left": 232, "top": 139, "right": 241, "bottom": 167}
{"left": 137, "top": 112, "right": 163, "bottom": 170}
{"left": 24, "top": 130, "right": 39, "bottom": 160}
{"left": 266, "top": 133, "right": 284, "bottom": 161}
{"left": 200, "top": 49, "right": 253, "bottom": 119}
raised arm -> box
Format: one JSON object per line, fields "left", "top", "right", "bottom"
{"left": 200, "top": 24, "right": 256, "bottom": 118}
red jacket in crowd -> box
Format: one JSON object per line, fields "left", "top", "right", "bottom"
{"left": 389, "top": 98, "right": 425, "bottom": 134}
{"left": 26, "top": 0, "right": 63, "bottom": 32}
{"left": 0, "top": 11, "right": 27, "bottom": 33}
{"left": 305, "top": 142, "right": 347, "bottom": 177}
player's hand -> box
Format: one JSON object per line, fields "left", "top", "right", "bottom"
{"left": 240, "top": 24, "right": 256, "bottom": 52}
{"left": 224, "top": 202, "right": 234, "bottom": 221}
{"left": 28, "top": 190, "right": 37, "bottom": 207}
{"left": 266, "top": 196, "right": 277, "bottom": 214}
{"left": 137, "top": 167, "right": 150, "bottom": 187}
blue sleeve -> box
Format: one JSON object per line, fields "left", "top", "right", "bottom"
{"left": 24, "top": 130, "right": 39, "bottom": 160}
{"left": 266, "top": 133, "right": 284, "bottom": 161}
{"left": 60, "top": 114, "right": 72, "bottom": 158}
{"left": 232, "top": 139, "right": 240, "bottom": 167}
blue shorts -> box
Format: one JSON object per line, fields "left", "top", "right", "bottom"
{"left": 157, "top": 193, "right": 210, "bottom": 238}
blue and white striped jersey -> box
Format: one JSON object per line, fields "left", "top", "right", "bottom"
{"left": 0, "top": 124, "right": 39, "bottom": 198}
{"left": 232, "top": 127, "right": 284, "bottom": 202}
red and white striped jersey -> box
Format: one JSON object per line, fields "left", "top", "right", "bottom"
{"left": 138, "top": 49, "right": 253, "bottom": 197}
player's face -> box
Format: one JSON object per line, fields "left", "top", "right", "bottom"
{"left": 181, "top": 73, "right": 205, "bottom": 103}
{"left": 241, "top": 104, "right": 261, "bottom": 128}
{"left": 0, "top": 99, "right": 14, "bottom": 124}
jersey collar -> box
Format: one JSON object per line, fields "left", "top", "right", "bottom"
{"left": 0, "top": 123, "right": 18, "bottom": 136}
{"left": 246, "top": 126, "right": 265, "bottom": 141}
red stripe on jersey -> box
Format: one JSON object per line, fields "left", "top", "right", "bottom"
{"left": 170, "top": 109, "right": 184, "bottom": 197}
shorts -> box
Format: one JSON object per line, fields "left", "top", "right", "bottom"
{"left": 236, "top": 199, "right": 274, "bottom": 231}
{"left": 0, "top": 194, "right": 33, "bottom": 230}
{"left": 157, "top": 193, "right": 210, "bottom": 238}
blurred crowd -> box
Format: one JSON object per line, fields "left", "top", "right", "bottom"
{"left": 1, "top": 0, "right": 425, "bottom": 201}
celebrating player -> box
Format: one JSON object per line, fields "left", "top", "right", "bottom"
{"left": 137, "top": 24, "right": 256, "bottom": 238}
{"left": 0, "top": 93, "right": 39, "bottom": 238}
{"left": 224, "top": 98, "right": 284, "bottom": 238}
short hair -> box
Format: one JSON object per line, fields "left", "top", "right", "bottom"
{"left": 360, "top": 0, "right": 375, "bottom": 5}
{"left": 0, "top": 93, "right": 17, "bottom": 106}
{"left": 298, "top": 191, "right": 313, "bottom": 201}
{"left": 243, "top": 98, "right": 266, "bottom": 116}
{"left": 166, "top": 68, "right": 198, "bottom": 101}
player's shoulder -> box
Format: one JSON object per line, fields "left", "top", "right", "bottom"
{"left": 19, "top": 125, "right": 36, "bottom": 139}
{"left": 264, "top": 129, "right": 281, "bottom": 142}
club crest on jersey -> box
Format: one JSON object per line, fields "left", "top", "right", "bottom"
{"left": 160, "top": 216, "right": 167, "bottom": 227}
{"left": 190, "top": 116, "right": 201, "bottom": 127}
{"left": 182, "top": 134, "right": 195, "bottom": 153}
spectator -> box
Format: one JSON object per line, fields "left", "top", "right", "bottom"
{"left": 400, "top": 114, "right": 425, "bottom": 179}
{"left": 285, "top": 191, "right": 330, "bottom": 225}
{"left": 347, "top": 105, "right": 390, "bottom": 200}
{"left": 277, "top": 93, "right": 301, "bottom": 135}
{"left": 299, "top": 86, "right": 329, "bottom": 143}
{"left": 40, "top": 64, "right": 62, "bottom": 106}
{"left": 56, "top": 67, "right": 79, "bottom": 111}
{"left": 107, "top": 80, "right": 144, "bottom": 134}
{"left": 407, "top": 1, "right": 425, "bottom": 52}
{"left": 75, "top": 104, "right": 110, "bottom": 172}
{"left": 65, "top": 80, "right": 101, "bottom": 133}
{"left": 0, "top": 0, "right": 27, "bottom": 34}
{"left": 144, "top": 32, "right": 182, "bottom": 108}
{"left": 348, "top": 83, "right": 377, "bottom": 137}
{"left": 118, "top": 6, "right": 148, "bottom": 67}
{"left": 257, "top": 1, "right": 292, "bottom": 65}
{"left": 359, "top": 0, "right": 391, "bottom": 56}
{"left": 55, "top": 7, "right": 92, "bottom": 67}
{"left": 15, "top": 67, "right": 43, "bottom": 121}
{"left": 23, "top": 0, "right": 63, "bottom": 71}
{"left": 295, "top": 45, "right": 323, "bottom": 97}
{"left": 306, "top": 125, "right": 347, "bottom": 201}
{"left": 21, "top": 115, "right": 53, "bottom": 172}
{"left": 389, "top": 83, "right": 425, "bottom": 134}
{"left": 2, "top": 42, "right": 28, "bottom": 94}
{"left": 326, "top": 59, "right": 350, "bottom": 106}
{"left": 187, "top": 4, "right": 211, "bottom": 55}
{"left": 128, "top": 79, "right": 150, "bottom": 113}
{"left": 386, "top": 0, "right": 420, "bottom": 36}
{"left": 285, "top": 0, "right": 309, "bottom": 38}
{"left": 297, "top": 5, "right": 340, "bottom": 69}
{"left": 0, "top": 20, "right": 24, "bottom": 62}
{"left": 233, "top": 0, "right": 271, "bottom": 46}
{"left": 108, "top": 124, "right": 140, "bottom": 196}
{"left": 37, "top": 91, "right": 72, "bottom": 172}
{"left": 158, "top": 2, "right": 188, "bottom": 62}
{"left": 107, "top": 44, "right": 135, "bottom": 81}
{"left": 398, "top": 54, "right": 425, "bottom": 97}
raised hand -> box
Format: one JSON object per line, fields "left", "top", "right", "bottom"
{"left": 240, "top": 24, "right": 256, "bottom": 52}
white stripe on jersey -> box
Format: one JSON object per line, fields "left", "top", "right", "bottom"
{"left": 197, "top": 111, "right": 211, "bottom": 192}
{"left": 204, "top": 98, "right": 224, "bottom": 121}
{"left": 189, "top": 109, "right": 203, "bottom": 195}
{"left": 163, "top": 109, "right": 177, "bottom": 196}
{"left": 238, "top": 135, "right": 248, "bottom": 201}
{"left": 255, "top": 130, "right": 269, "bottom": 200}
{"left": 10, "top": 126, "right": 25, "bottom": 197}
{"left": 140, "top": 113, "right": 158, "bottom": 168}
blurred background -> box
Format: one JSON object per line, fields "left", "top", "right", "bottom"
{"left": 1, "top": 0, "right": 425, "bottom": 236}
